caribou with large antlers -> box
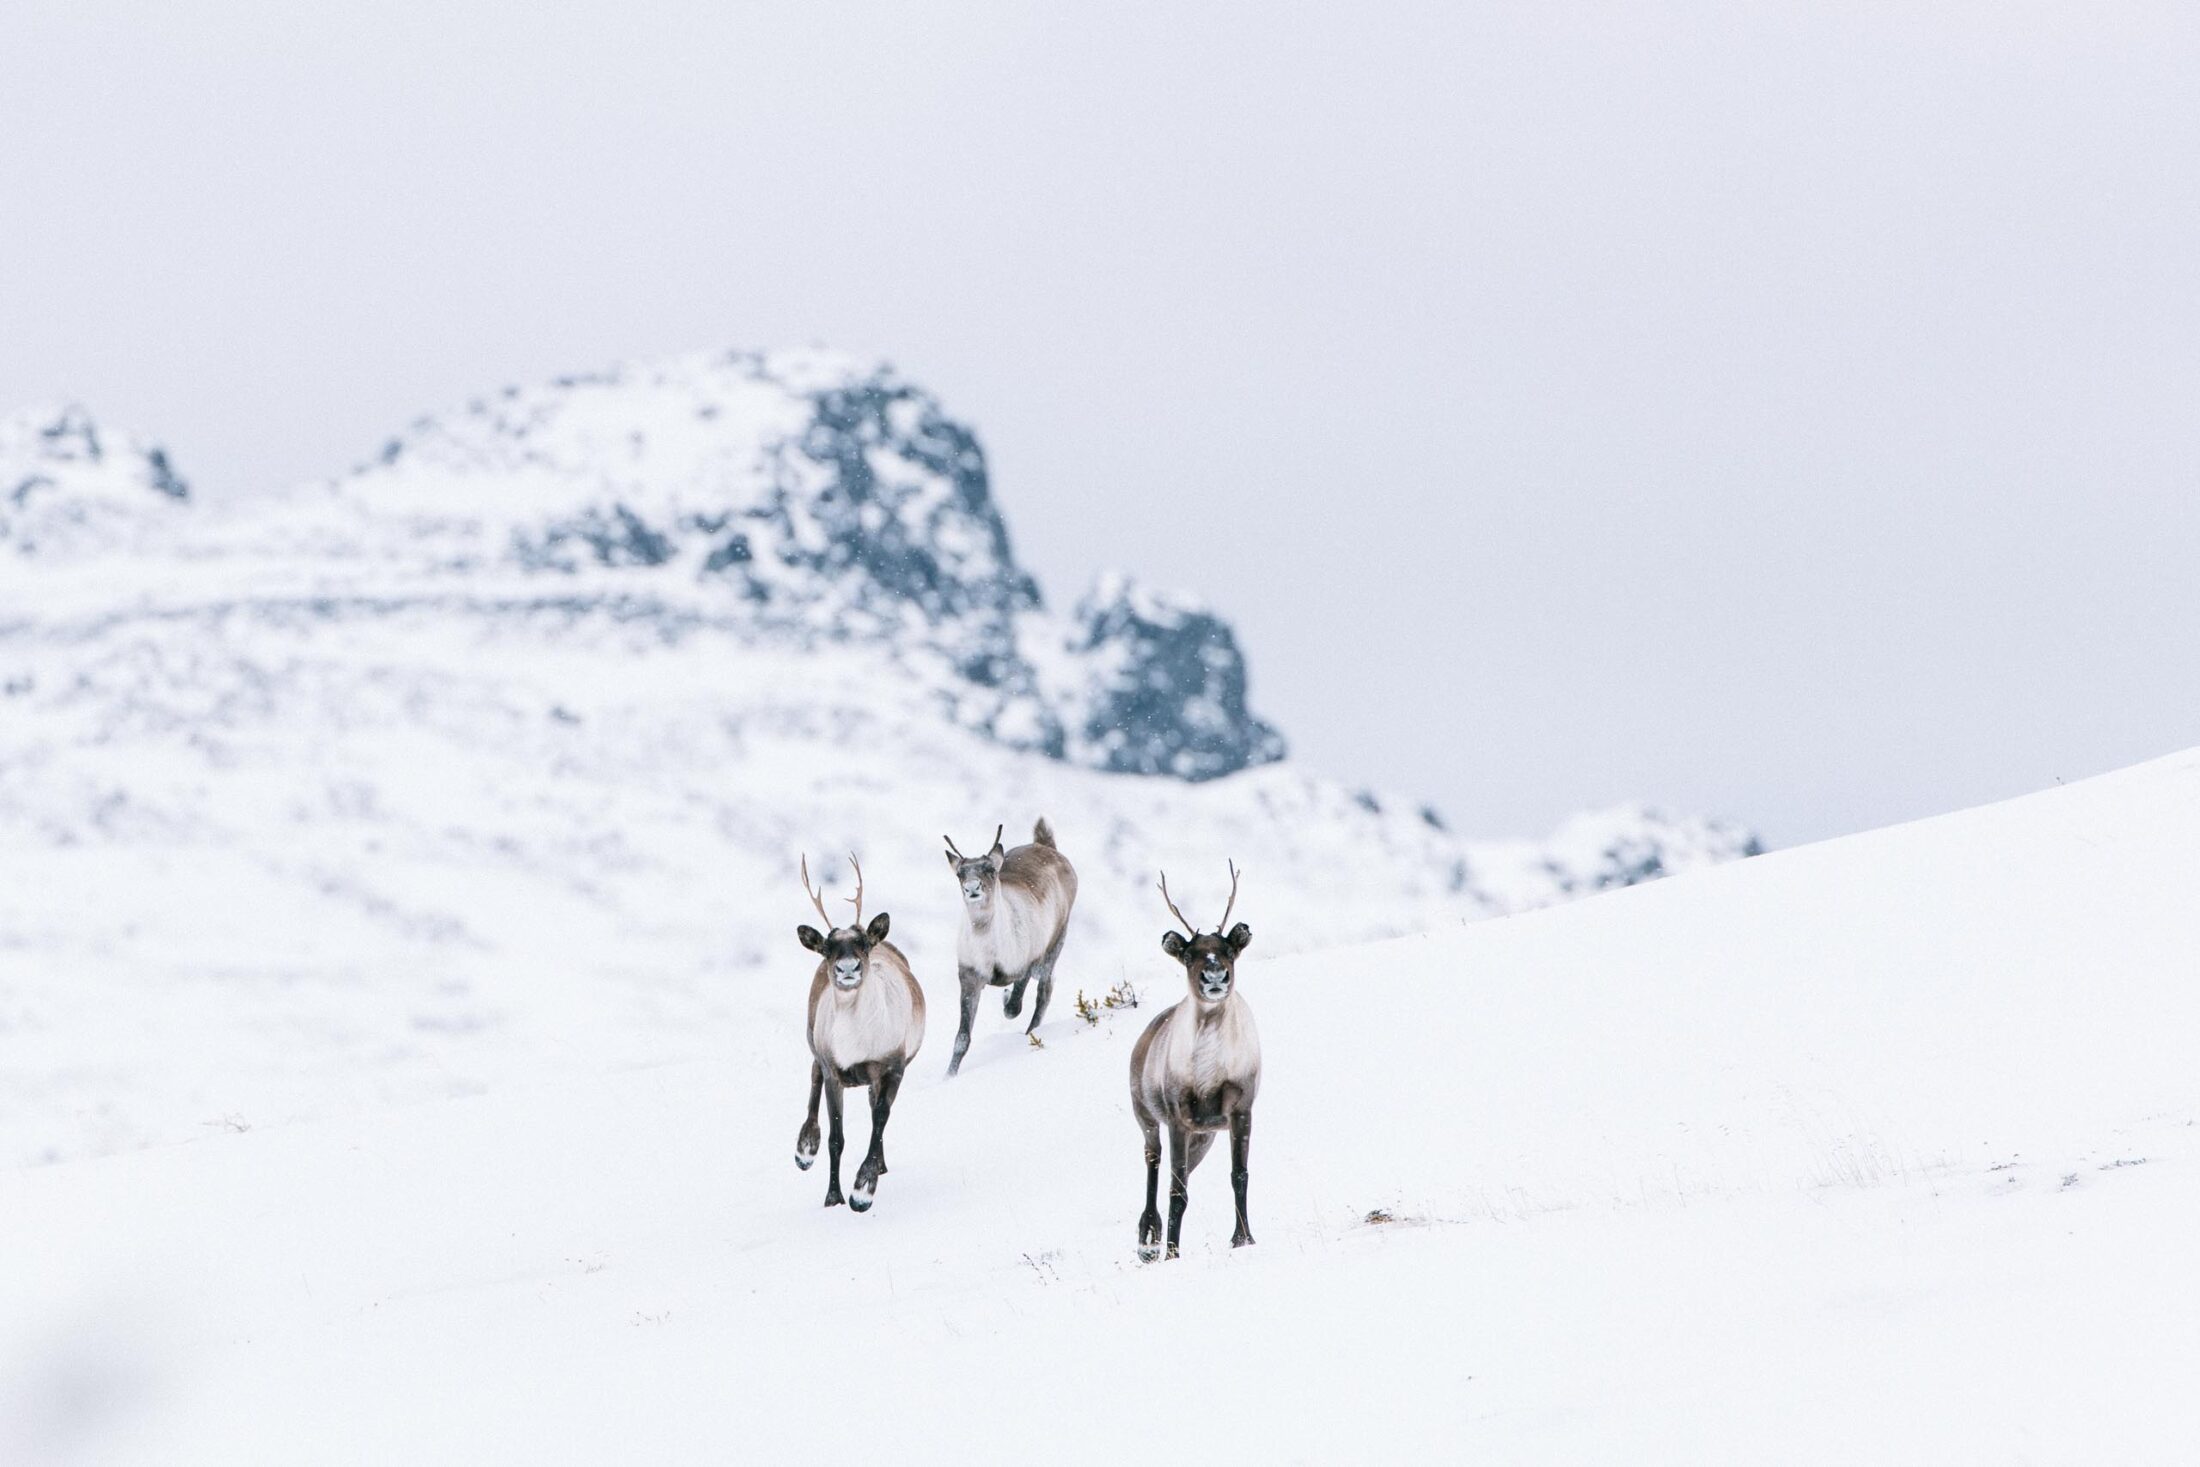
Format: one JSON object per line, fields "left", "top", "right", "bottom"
{"left": 943, "top": 817, "right": 1078, "bottom": 1076}
{"left": 793, "top": 853, "right": 925, "bottom": 1211}
{"left": 1128, "top": 860, "right": 1260, "bottom": 1260}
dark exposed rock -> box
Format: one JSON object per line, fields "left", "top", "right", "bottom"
{"left": 348, "top": 351, "right": 1282, "bottom": 780}
{"left": 790, "top": 378, "right": 1038, "bottom": 627}
{"left": 144, "top": 447, "right": 190, "bottom": 501}
{"left": 513, "top": 504, "right": 675, "bottom": 571}
{"left": 1063, "top": 573, "right": 1286, "bottom": 781}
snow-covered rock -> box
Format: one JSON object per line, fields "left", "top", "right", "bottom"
{"left": 1512, "top": 802, "right": 1766, "bottom": 897}
{"left": 1053, "top": 571, "right": 1285, "bottom": 780}
{"left": 0, "top": 404, "right": 190, "bottom": 560}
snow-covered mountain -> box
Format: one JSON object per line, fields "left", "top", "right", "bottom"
{"left": 0, "top": 352, "right": 1758, "bottom": 1167}
{"left": 6, "top": 351, "right": 1285, "bottom": 778}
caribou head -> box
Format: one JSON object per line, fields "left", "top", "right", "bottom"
{"left": 796, "top": 853, "right": 890, "bottom": 990}
{"left": 942, "top": 825, "right": 1006, "bottom": 914}
{"left": 1158, "top": 861, "right": 1251, "bottom": 1005}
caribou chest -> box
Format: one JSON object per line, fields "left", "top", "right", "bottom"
{"left": 957, "top": 888, "right": 1059, "bottom": 977}
{"left": 810, "top": 963, "right": 917, "bottom": 1073}
{"left": 1150, "top": 994, "right": 1261, "bottom": 1115}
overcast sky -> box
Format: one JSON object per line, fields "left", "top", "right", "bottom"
{"left": 5, "top": 1, "right": 2197, "bottom": 846}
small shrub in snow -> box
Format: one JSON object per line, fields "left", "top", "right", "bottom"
{"left": 1073, "top": 981, "right": 1140, "bottom": 1025}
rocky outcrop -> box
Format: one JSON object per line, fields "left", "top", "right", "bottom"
{"left": 343, "top": 350, "right": 1278, "bottom": 777}
{"left": 1, "top": 405, "right": 190, "bottom": 558}
{"left": 1536, "top": 804, "right": 1766, "bottom": 894}
{"left": 1059, "top": 573, "right": 1285, "bottom": 780}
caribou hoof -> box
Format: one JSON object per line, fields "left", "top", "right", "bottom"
{"left": 794, "top": 1150, "right": 815, "bottom": 1171}
{"left": 1003, "top": 990, "right": 1024, "bottom": 1019}
{"left": 824, "top": 1189, "right": 844, "bottom": 1208}
{"left": 1232, "top": 1232, "right": 1255, "bottom": 1248}
{"left": 1136, "top": 1217, "right": 1162, "bottom": 1262}
{"left": 850, "top": 1186, "right": 874, "bottom": 1212}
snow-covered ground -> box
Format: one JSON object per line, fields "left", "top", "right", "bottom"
{"left": 6, "top": 747, "right": 2196, "bottom": 1464}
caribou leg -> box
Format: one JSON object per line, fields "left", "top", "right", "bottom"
{"left": 1003, "top": 974, "right": 1029, "bottom": 1019}
{"left": 1024, "top": 968, "right": 1055, "bottom": 1035}
{"left": 1229, "top": 1110, "right": 1254, "bottom": 1247}
{"left": 1165, "top": 1124, "right": 1192, "bottom": 1260}
{"left": 852, "top": 1064, "right": 901, "bottom": 1212}
{"left": 948, "top": 966, "right": 984, "bottom": 1076}
{"left": 822, "top": 1072, "right": 846, "bottom": 1207}
{"left": 1025, "top": 929, "right": 1067, "bottom": 1035}
{"left": 1136, "top": 1107, "right": 1164, "bottom": 1261}
{"left": 794, "top": 1059, "right": 822, "bottom": 1170}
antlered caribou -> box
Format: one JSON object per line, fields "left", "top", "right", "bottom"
{"left": 1128, "top": 862, "right": 1260, "bottom": 1260}
{"left": 943, "top": 818, "right": 1078, "bottom": 1076}
{"left": 793, "top": 854, "right": 925, "bottom": 1212}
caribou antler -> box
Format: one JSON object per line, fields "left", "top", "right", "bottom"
{"left": 1158, "top": 870, "right": 1198, "bottom": 937}
{"left": 799, "top": 854, "right": 833, "bottom": 926}
{"left": 845, "top": 852, "right": 865, "bottom": 925}
{"left": 947, "top": 825, "right": 1007, "bottom": 860}
{"left": 1158, "top": 861, "right": 1242, "bottom": 936}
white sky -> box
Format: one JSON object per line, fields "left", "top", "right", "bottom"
{"left": 5, "top": 1, "right": 2196, "bottom": 845}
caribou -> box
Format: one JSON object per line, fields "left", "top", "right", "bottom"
{"left": 943, "top": 818, "right": 1078, "bottom": 1076}
{"left": 1128, "top": 861, "right": 1260, "bottom": 1260}
{"left": 793, "top": 853, "right": 925, "bottom": 1212}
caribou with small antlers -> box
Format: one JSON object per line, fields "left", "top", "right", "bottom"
{"left": 793, "top": 853, "right": 925, "bottom": 1211}
{"left": 943, "top": 818, "right": 1078, "bottom": 1076}
{"left": 1128, "top": 861, "right": 1260, "bottom": 1260}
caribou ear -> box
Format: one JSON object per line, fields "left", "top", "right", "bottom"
{"left": 1162, "top": 931, "right": 1188, "bottom": 958}
{"left": 797, "top": 925, "right": 826, "bottom": 953}
{"left": 1226, "top": 922, "right": 1252, "bottom": 954}
{"left": 866, "top": 912, "right": 891, "bottom": 944}
{"left": 944, "top": 849, "right": 960, "bottom": 869}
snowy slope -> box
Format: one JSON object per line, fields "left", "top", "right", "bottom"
{"left": 0, "top": 364, "right": 1755, "bottom": 1169}
{"left": 4, "top": 749, "right": 2197, "bottom": 1464}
